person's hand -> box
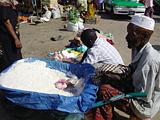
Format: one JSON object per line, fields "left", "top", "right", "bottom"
{"left": 117, "top": 64, "right": 130, "bottom": 74}
{"left": 15, "top": 39, "right": 22, "bottom": 48}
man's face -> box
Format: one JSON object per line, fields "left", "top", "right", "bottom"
{"left": 125, "top": 23, "right": 143, "bottom": 49}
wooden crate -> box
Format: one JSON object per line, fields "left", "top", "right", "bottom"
{"left": 84, "top": 15, "right": 101, "bottom": 24}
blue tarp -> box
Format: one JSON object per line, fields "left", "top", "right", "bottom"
{"left": 0, "top": 58, "right": 98, "bottom": 113}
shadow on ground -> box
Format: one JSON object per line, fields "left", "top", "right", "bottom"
{"left": 153, "top": 44, "right": 160, "bottom": 51}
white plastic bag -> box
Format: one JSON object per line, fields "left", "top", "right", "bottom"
{"left": 78, "top": 21, "right": 84, "bottom": 30}
{"left": 40, "top": 10, "right": 52, "bottom": 22}
{"left": 43, "top": 10, "right": 52, "bottom": 20}
{"left": 40, "top": 6, "right": 52, "bottom": 22}
{"left": 67, "top": 22, "right": 79, "bottom": 32}
{"left": 52, "top": 5, "right": 61, "bottom": 19}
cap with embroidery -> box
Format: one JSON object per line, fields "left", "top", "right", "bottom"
{"left": 130, "top": 15, "right": 155, "bottom": 31}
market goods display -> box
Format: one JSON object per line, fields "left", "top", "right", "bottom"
{"left": 0, "top": 58, "right": 98, "bottom": 113}
{"left": 0, "top": 59, "right": 84, "bottom": 96}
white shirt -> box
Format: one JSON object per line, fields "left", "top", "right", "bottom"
{"left": 130, "top": 42, "right": 160, "bottom": 119}
{"left": 145, "top": 0, "right": 154, "bottom": 8}
{"left": 82, "top": 37, "right": 124, "bottom": 65}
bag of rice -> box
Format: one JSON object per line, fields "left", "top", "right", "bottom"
{"left": 0, "top": 58, "right": 98, "bottom": 113}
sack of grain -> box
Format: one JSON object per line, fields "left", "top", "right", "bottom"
{"left": 67, "top": 22, "right": 79, "bottom": 32}
{"left": 0, "top": 58, "right": 98, "bottom": 113}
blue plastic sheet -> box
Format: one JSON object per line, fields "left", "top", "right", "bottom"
{"left": 0, "top": 58, "right": 98, "bottom": 113}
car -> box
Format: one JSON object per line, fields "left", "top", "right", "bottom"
{"left": 105, "top": 0, "right": 145, "bottom": 15}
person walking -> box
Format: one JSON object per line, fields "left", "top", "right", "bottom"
{"left": 144, "top": 0, "right": 154, "bottom": 18}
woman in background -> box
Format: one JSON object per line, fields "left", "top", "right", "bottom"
{"left": 0, "top": 0, "right": 22, "bottom": 72}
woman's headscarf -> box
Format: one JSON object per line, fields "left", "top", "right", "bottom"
{"left": 0, "top": 0, "right": 18, "bottom": 9}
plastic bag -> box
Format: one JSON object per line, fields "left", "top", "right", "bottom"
{"left": 52, "top": 5, "right": 61, "bottom": 19}
{"left": 67, "top": 22, "right": 79, "bottom": 32}
{"left": 40, "top": 10, "right": 52, "bottom": 22}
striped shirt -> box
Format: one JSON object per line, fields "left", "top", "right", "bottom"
{"left": 82, "top": 37, "right": 124, "bottom": 65}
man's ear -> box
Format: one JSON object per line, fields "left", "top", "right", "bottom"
{"left": 142, "top": 32, "right": 151, "bottom": 43}
{"left": 143, "top": 32, "right": 148, "bottom": 39}
{"left": 90, "top": 40, "right": 95, "bottom": 46}
{"left": 139, "top": 31, "right": 147, "bottom": 39}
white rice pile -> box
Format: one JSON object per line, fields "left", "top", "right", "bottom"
{"left": 0, "top": 59, "right": 83, "bottom": 96}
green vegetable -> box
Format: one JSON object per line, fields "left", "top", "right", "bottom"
{"left": 68, "top": 7, "right": 80, "bottom": 24}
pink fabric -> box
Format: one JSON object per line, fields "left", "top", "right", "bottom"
{"left": 96, "top": 32, "right": 114, "bottom": 45}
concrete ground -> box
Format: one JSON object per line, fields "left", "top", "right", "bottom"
{"left": 1, "top": 12, "right": 160, "bottom": 119}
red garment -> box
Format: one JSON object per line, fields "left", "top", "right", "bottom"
{"left": 86, "top": 84, "right": 135, "bottom": 120}
{"left": 106, "top": 39, "right": 114, "bottom": 45}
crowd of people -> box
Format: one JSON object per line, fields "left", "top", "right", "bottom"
{"left": 0, "top": 0, "right": 160, "bottom": 120}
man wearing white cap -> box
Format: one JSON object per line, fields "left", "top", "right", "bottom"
{"left": 86, "top": 15, "right": 160, "bottom": 120}
{"left": 125, "top": 14, "right": 160, "bottom": 120}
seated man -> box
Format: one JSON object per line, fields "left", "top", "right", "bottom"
{"left": 87, "top": 15, "right": 160, "bottom": 120}
{"left": 79, "top": 29, "right": 124, "bottom": 67}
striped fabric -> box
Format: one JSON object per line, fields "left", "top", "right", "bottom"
{"left": 99, "top": 64, "right": 127, "bottom": 75}
{"left": 93, "top": 64, "right": 134, "bottom": 93}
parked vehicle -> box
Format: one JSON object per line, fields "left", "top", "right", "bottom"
{"left": 105, "top": 0, "right": 145, "bottom": 15}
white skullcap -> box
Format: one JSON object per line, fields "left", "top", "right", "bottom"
{"left": 130, "top": 15, "right": 155, "bottom": 31}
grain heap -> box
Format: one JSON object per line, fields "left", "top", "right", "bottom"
{"left": 0, "top": 59, "right": 84, "bottom": 96}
